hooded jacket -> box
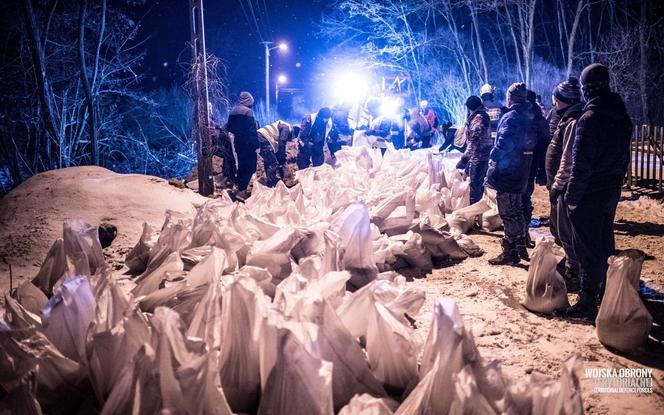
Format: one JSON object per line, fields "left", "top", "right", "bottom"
{"left": 545, "top": 102, "right": 583, "bottom": 189}
{"left": 458, "top": 108, "right": 492, "bottom": 169}
{"left": 565, "top": 92, "right": 633, "bottom": 205}
{"left": 227, "top": 104, "right": 259, "bottom": 154}
{"left": 486, "top": 102, "right": 534, "bottom": 193}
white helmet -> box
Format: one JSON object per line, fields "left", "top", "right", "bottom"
{"left": 419, "top": 99, "right": 428, "bottom": 110}
{"left": 480, "top": 83, "right": 495, "bottom": 96}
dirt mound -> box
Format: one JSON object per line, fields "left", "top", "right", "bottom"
{"left": 0, "top": 166, "right": 206, "bottom": 291}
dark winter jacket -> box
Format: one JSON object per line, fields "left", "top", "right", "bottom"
{"left": 564, "top": 92, "right": 633, "bottom": 206}
{"left": 483, "top": 98, "right": 508, "bottom": 134}
{"left": 330, "top": 107, "right": 353, "bottom": 144}
{"left": 457, "top": 108, "right": 492, "bottom": 170}
{"left": 407, "top": 110, "right": 432, "bottom": 147}
{"left": 545, "top": 103, "right": 583, "bottom": 189}
{"left": 227, "top": 104, "right": 259, "bottom": 155}
{"left": 300, "top": 113, "right": 329, "bottom": 145}
{"left": 485, "top": 102, "right": 534, "bottom": 193}
{"left": 528, "top": 105, "right": 551, "bottom": 182}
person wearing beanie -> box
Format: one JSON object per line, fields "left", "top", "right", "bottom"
{"left": 480, "top": 83, "right": 508, "bottom": 137}
{"left": 543, "top": 77, "right": 584, "bottom": 292}
{"left": 519, "top": 89, "right": 550, "bottom": 256}
{"left": 456, "top": 95, "right": 492, "bottom": 204}
{"left": 227, "top": 91, "right": 260, "bottom": 196}
{"left": 558, "top": 63, "right": 632, "bottom": 320}
{"left": 486, "top": 82, "right": 534, "bottom": 266}
{"left": 297, "top": 107, "right": 332, "bottom": 168}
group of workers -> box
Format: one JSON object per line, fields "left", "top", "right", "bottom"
{"left": 459, "top": 63, "right": 632, "bottom": 320}
{"left": 215, "top": 62, "right": 631, "bottom": 321}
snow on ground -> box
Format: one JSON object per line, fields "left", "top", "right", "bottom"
{"left": 0, "top": 165, "right": 662, "bottom": 413}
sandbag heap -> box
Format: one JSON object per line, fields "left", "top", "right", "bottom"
{"left": 2, "top": 147, "right": 583, "bottom": 414}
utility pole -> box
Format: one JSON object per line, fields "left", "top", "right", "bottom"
{"left": 261, "top": 41, "right": 272, "bottom": 115}
{"left": 189, "top": 0, "right": 213, "bottom": 196}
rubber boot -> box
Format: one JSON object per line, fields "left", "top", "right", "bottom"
{"left": 563, "top": 268, "right": 581, "bottom": 293}
{"left": 516, "top": 237, "right": 530, "bottom": 261}
{"left": 561, "top": 294, "right": 598, "bottom": 321}
{"left": 525, "top": 232, "right": 535, "bottom": 248}
{"left": 488, "top": 239, "right": 520, "bottom": 266}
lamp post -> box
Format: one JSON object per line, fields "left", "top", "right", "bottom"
{"left": 260, "top": 41, "right": 287, "bottom": 116}
{"left": 275, "top": 74, "right": 287, "bottom": 113}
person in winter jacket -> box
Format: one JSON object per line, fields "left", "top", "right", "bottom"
{"left": 297, "top": 107, "right": 332, "bottom": 169}
{"left": 329, "top": 104, "right": 353, "bottom": 156}
{"left": 257, "top": 120, "right": 292, "bottom": 187}
{"left": 544, "top": 77, "right": 583, "bottom": 291}
{"left": 227, "top": 91, "right": 259, "bottom": 193}
{"left": 456, "top": 96, "right": 492, "bottom": 205}
{"left": 480, "top": 83, "right": 508, "bottom": 137}
{"left": 406, "top": 108, "right": 432, "bottom": 149}
{"left": 486, "top": 83, "right": 534, "bottom": 265}
{"left": 560, "top": 64, "right": 633, "bottom": 320}
{"left": 420, "top": 100, "right": 439, "bottom": 135}
{"left": 521, "top": 90, "right": 550, "bottom": 247}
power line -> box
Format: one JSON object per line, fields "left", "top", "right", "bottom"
{"left": 237, "top": 0, "right": 264, "bottom": 42}
{"left": 245, "top": 0, "right": 267, "bottom": 43}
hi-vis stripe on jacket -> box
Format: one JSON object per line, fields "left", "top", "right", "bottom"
{"left": 257, "top": 121, "right": 290, "bottom": 152}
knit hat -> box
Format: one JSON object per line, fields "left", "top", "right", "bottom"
{"left": 238, "top": 91, "right": 254, "bottom": 107}
{"left": 553, "top": 77, "right": 581, "bottom": 104}
{"left": 580, "top": 63, "right": 610, "bottom": 97}
{"left": 465, "top": 95, "right": 483, "bottom": 111}
{"left": 507, "top": 82, "right": 528, "bottom": 104}
{"left": 317, "top": 107, "right": 332, "bottom": 120}
{"left": 526, "top": 90, "right": 537, "bottom": 103}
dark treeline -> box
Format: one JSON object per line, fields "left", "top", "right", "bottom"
{"left": 1, "top": 0, "right": 663, "bottom": 194}
{"left": 322, "top": 0, "right": 664, "bottom": 125}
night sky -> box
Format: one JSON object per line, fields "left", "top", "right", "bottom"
{"left": 135, "top": 0, "right": 331, "bottom": 101}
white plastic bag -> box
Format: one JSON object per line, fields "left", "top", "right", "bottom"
{"left": 125, "top": 222, "right": 157, "bottom": 273}
{"left": 32, "top": 238, "right": 66, "bottom": 294}
{"left": 331, "top": 202, "right": 378, "bottom": 288}
{"left": 522, "top": 240, "right": 569, "bottom": 314}
{"left": 42, "top": 275, "right": 96, "bottom": 363}
{"left": 257, "top": 329, "right": 334, "bottom": 415}
{"left": 63, "top": 220, "right": 105, "bottom": 274}
{"left": 339, "top": 393, "right": 395, "bottom": 415}
{"left": 596, "top": 255, "right": 653, "bottom": 352}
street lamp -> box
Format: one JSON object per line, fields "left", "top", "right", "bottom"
{"left": 275, "top": 74, "right": 288, "bottom": 113}
{"left": 260, "top": 41, "right": 288, "bottom": 115}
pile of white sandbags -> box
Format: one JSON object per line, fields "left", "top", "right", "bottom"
{"left": 1, "top": 147, "right": 584, "bottom": 414}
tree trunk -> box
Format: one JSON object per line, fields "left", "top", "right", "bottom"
{"left": 565, "top": 0, "right": 585, "bottom": 78}
{"left": 92, "top": 0, "right": 106, "bottom": 94}
{"left": 503, "top": 0, "right": 524, "bottom": 82}
{"left": 21, "top": 0, "right": 60, "bottom": 168}
{"left": 638, "top": 0, "right": 648, "bottom": 123}
{"left": 468, "top": 1, "right": 488, "bottom": 84}
{"left": 78, "top": 0, "right": 98, "bottom": 165}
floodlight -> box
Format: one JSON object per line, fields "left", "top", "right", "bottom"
{"left": 277, "top": 74, "right": 288, "bottom": 84}
{"left": 333, "top": 71, "right": 369, "bottom": 103}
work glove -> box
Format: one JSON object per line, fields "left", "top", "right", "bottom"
{"left": 549, "top": 188, "right": 561, "bottom": 205}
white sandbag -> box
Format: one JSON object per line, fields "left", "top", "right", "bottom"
{"left": 90, "top": 271, "right": 131, "bottom": 333}
{"left": 32, "top": 238, "right": 66, "bottom": 294}
{"left": 0, "top": 370, "right": 42, "bottom": 415}
{"left": 409, "top": 222, "right": 468, "bottom": 261}
{"left": 528, "top": 355, "right": 583, "bottom": 415}
{"left": 15, "top": 281, "right": 47, "bottom": 316}
{"left": 132, "top": 251, "right": 183, "bottom": 297}
{"left": 219, "top": 277, "right": 263, "bottom": 413}
{"left": 596, "top": 255, "right": 653, "bottom": 352}
{"left": 257, "top": 329, "right": 334, "bottom": 415}
{"left": 448, "top": 365, "right": 497, "bottom": 415}
{"left": 180, "top": 245, "right": 214, "bottom": 269}
{"left": 3, "top": 296, "right": 42, "bottom": 329}
{"left": 455, "top": 234, "right": 485, "bottom": 258}
{"left": 144, "top": 211, "right": 192, "bottom": 274}
{"left": 0, "top": 325, "right": 84, "bottom": 406}
{"left": 339, "top": 393, "right": 395, "bottom": 415}
{"left": 482, "top": 205, "right": 503, "bottom": 232}
{"left": 246, "top": 227, "right": 307, "bottom": 280}
{"left": 389, "top": 232, "right": 432, "bottom": 272}
{"left": 331, "top": 202, "right": 378, "bottom": 288}
{"left": 125, "top": 222, "right": 157, "bottom": 273}
{"left": 236, "top": 265, "right": 277, "bottom": 297}
{"left": 87, "top": 310, "right": 151, "bottom": 402}
{"left": 62, "top": 220, "right": 105, "bottom": 275}
{"left": 187, "top": 279, "right": 224, "bottom": 352}
{"left": 366, "top": 302, "right": 419, "bottom": 390}
{"left": 522, "top": 240, "right": 569, "bottom": 314}
{"left": 447, "top": 199, "right": 490, "bottom": 235}
{"left": 185, "top": 247, "right": 227, "bottom": 288}
{"left": 42, "top": 275, "right": 96, "bottom": 363}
